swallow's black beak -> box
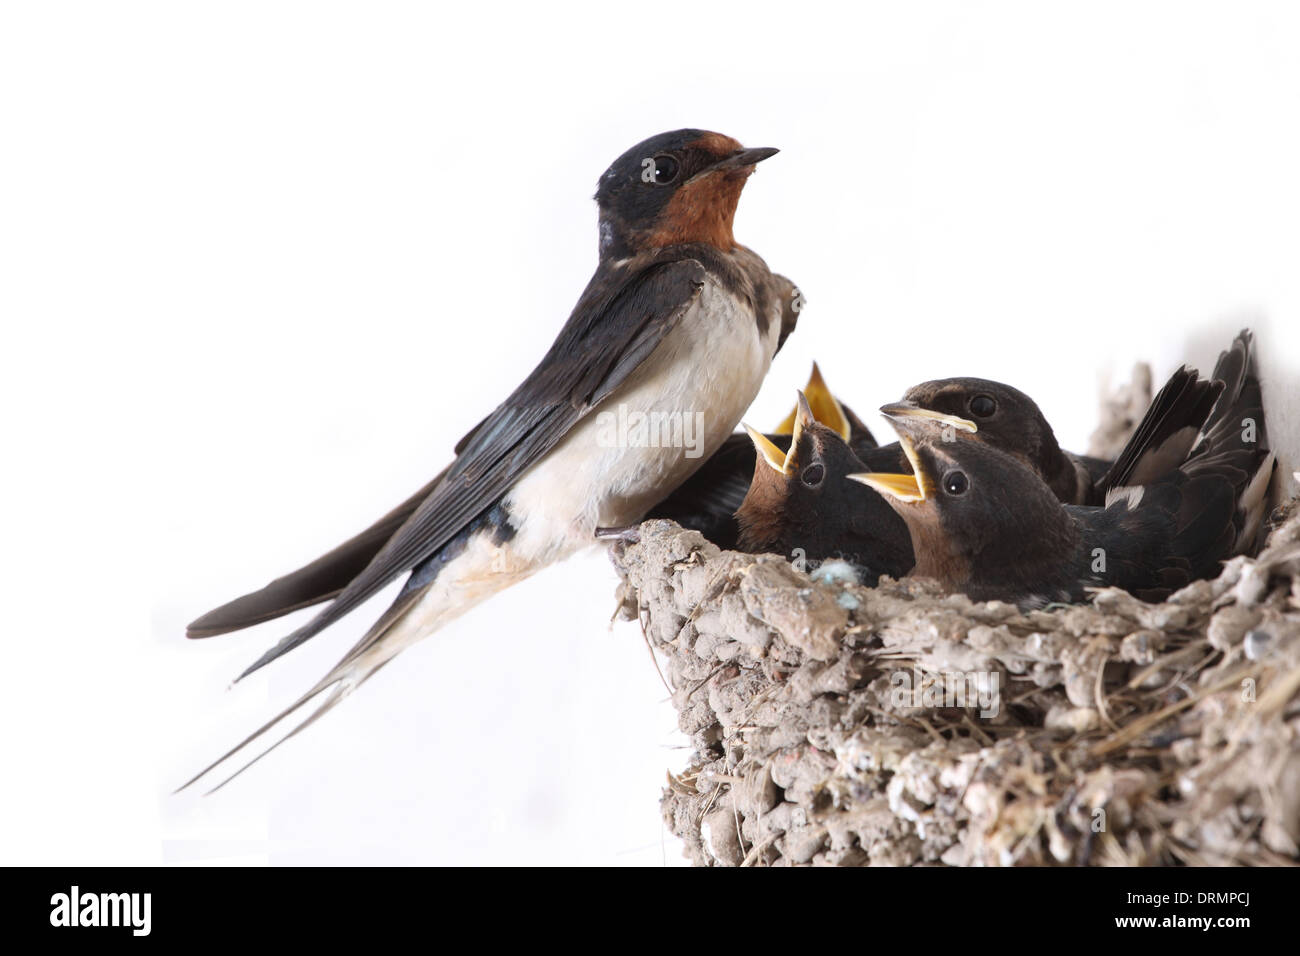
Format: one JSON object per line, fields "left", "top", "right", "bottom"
{"left": 722, "top": 146, "right": 779, "bottom": 167}
{"left": 692, "top": 146, "right": 779, "bottom": 182}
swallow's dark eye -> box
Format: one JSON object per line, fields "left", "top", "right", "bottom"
{"left": 968, "top": 394, "right": 997, "bottom": 418}
{"left": 651, "top": 154, "right": 679, "bottom": 184}
{"left": 942, "top": 470, "right": 969, "bottom": 496}
{"left": 800, "top": 463, "right": 825, "bottom": 487}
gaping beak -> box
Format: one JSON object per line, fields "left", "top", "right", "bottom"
{"left": 847, "top": 436, "right": 931, "bottom": 503}
{"left": 774, "top": 362, "right": 850, "bottom": 440}
{"left": 879, "top": 401, "right": 978, "bottom": 434}
{"left": 744, "top": 385, "right": 816, "bottom": 477}
{"left": 744, "top": 423, "right": 794, "bottom": 476}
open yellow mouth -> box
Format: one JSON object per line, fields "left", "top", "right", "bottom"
{"left": 744, "top": 423, "right": 793, "bottom": 476}
{"left": 774, "top": 362, "right": 850, "bottom": 441}
{"left": 878, "top": 402, "right": 977, "bottom": 434}
{"left": 746, "top": 388, "right": 817, "bottom": 477}
{"left": 847, "top": 436, "right": 930, "bottom": 502}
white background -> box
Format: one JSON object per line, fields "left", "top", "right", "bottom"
{"left": 3, "top": 1, "right": 1297, "bottom": 865}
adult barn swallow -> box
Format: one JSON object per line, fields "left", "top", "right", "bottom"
{"left": 184, "top": 129, "right": 798, "bottom": 785}
{"left": 736, "top": 392, "right": 915, "bottom": 582}
{"left": 854, "top": 332, "right": 1275, "bottom": 609}
{"left": 647, "top": 363, "right": 878, "bottom": 548}
{"left": 889, "top": 367, "right": 1221, "bottom": 506}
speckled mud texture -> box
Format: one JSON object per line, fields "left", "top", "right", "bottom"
{"left": 609, "top": 366, "right": 1300, "bottom": 867}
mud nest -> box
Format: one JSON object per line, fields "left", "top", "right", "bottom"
{"left": 609, "top": 366, "right": 1300, "bottom": 867}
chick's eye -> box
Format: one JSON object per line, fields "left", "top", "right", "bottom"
{"left": 942, "top": 470, "right": 969, "bottom": 495}
{"left": 969, "top": 394, "right": 997, "bottom": 418}
{"left": 801, "top": 463, "right": 825, "bottom": 487}
{"left": 650, "top": 154, "right": 679, "bottom": 184}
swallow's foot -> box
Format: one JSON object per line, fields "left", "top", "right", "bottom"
{"left": 596, "top": 524, "right": 641, "bottom": 544}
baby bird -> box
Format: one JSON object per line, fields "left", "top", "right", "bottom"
{"left": 731, "top": 354, "right": 1224, "bottom": 581}
{"left": 890, "top": 365, "right": 1221, "bottom": 506}
{"left": 735, "top": 391, "right": 918, "bottom": 583}
{"left": 852, "top": 331, "right": 1275, "bottom": 609}
{"left": 648, "top": 362, "right": 878, "bottom": 547}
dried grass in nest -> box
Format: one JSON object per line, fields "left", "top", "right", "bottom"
{"left": 610, "top": 487, "right": 1300, "bottom": 868}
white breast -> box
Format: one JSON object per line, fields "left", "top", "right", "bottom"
{"left": 341, "top": 278, "right": 783, "bottom": 675}
{"left": 505, "top": 278, "right": 782, "bottom": 562}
